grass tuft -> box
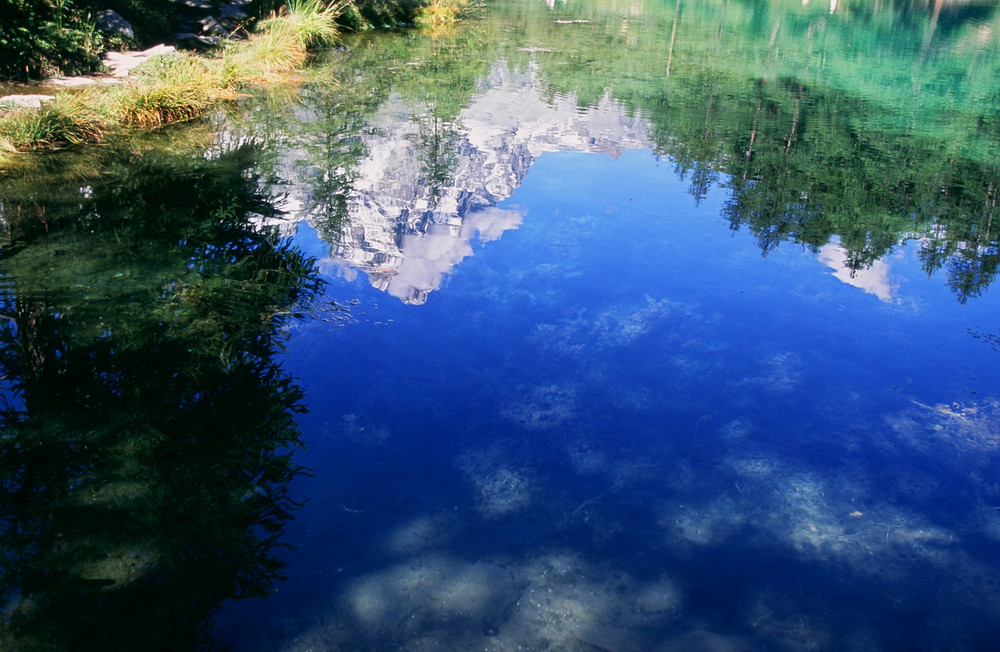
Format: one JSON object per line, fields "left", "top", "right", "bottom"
{"left": 217, "top": 0, "right": 351, "bottom": 87}
{"left": 0, "top": 92, "right": 106, "bottom": 151}
{"left": 221, "top": 30, "right": 309, "bottom": 87}
{"left": 259, "top": 0, "right": 353, "bottom": 50}
{"left": 111, "top": 54, "right": 222, "bottom": 126}
{"left": 414, "top": 0, "right": 479, "bottom": 30}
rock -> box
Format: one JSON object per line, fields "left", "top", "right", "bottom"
{"left": 102, "top": 45, "right": 177, "bottom": 77}
{"left": 103, "top": 52, "right": 143, "bottom": 77}
{"left": 96, "top": 9, "right": 134, "bottom": 39}
{"left": 50, "top": 77, "right": 98, "bottom": 86}
{"left": 173, "top": 0, "right": 214, "bottom": 9}
{"left": 139, "top": 44, "right": 178, "bottom": 58}
{"left": 50, "top": 76, "right": 122, "bottom": 86}
{"left": 219, "top": 4, "right": 248, "bottom": 20}
{"left": 0, "top": 94, "right": 55, "bottom": 109}
{"left": 175, "top": 33, "right": 222, "bottom": 50}
{"left": 198, "top": 16, "right": 229, "bottom": 36}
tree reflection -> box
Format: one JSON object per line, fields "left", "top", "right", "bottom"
{"left": 290, "top": 79, "right": 375, "bottom": 236}
{"left": 410, "top": 109, "right": 462, "bottom": 207}
{"left": 516, "top": 0, "right": 1000, "bottom": 301}
{"left": 0, "top": 135, "right": 323, "bottom": 649}
{"left": 709, "top": 78, "right": 1000, "bottom": 303}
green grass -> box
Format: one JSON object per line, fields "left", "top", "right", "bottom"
{"left": 220, "top": 27, "right": 310, "bottom": 86}
{"left": 0, "top": 92, "right": 107, "bottom": 152}
{"left": 258, "top": 0, "right": 353, "bottom": 50}
{"left": 111, "top": 53, "right": 223, "bottom": 126}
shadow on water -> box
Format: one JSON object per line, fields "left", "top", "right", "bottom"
{"left": 0, "top": 128, "right": 324, "bottom": 650}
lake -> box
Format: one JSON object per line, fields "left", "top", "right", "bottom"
{"left": 3, "top": 0, "right": 1000, "bottom": 650}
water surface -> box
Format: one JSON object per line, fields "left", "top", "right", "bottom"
{"left": 3, "top": 0, "right": 1000, "bottom": 650}
{"left": 216, "top": 2, "right": 1000, "bottom": 648}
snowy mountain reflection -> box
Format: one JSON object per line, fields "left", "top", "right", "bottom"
{"left": 274, "top": 60, "right": 648, "bottom": 304}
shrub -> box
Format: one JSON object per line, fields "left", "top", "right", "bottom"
{"left": 0, "top": 0, "right": 105, "bottom": 80}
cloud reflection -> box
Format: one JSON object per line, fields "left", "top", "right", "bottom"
{"left": 385, "top": 207, "right": 524, "bottom": 304}
{"left": 818, "top": 241, "right": 899, "bottom": 302}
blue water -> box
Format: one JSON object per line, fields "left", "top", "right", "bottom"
{"left": 2, "top": 1, "right": 998, "bottom": 648}
{"left": 216, "top": 149, "right": 1000, "bottom": 650}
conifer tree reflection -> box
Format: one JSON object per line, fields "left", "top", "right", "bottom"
{"left": 515, "top": 0, "right": 1000, "bottom": 301}
{"left": 0, "top": 139, "right": 322, "bottom": 650}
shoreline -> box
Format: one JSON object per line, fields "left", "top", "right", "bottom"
{"left": 0, "top": 2, "right": 343, "bottom": 157}
{"left": 1, "top": 45, "right": 179, "bottom": 108}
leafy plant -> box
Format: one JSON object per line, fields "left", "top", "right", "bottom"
{"left": 0, "top": 0, "right": 105, "bottom": 80}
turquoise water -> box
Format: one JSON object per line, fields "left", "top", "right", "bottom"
{"left": 4, "top": 0, "right": 1000, "bottom": 650}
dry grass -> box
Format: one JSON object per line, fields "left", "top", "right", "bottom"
{"left": 414, "top": 0, "right": 478, "bottom": 30}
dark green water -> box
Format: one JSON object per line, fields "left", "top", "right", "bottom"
{"left": 3, "top": 1, "right": 1000, "bottom": 650}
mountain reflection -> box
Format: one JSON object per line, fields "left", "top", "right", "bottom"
{"left": 0, "top": 136, "right": 322, "bottom": 649}
{"left": 268, "top": 0, "right": 999, "bottom": 304}
{"left": 335, "top": 206, "right": 524, "bottom": 305}
{"left": 278, "top": 57, "right": 649, "bottom": 304}
{"left": 818, "top": 241, "right": 899, "bottom": 303}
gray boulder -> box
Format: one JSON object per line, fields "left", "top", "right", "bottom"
{"left": 174, "top": 33, "right": 222, "bottom": 50}
{"left": 96, "top": 10, "right": 134, "bottom": 40}
{"left": 199, "top": 16, "right": 229, "bottom": 36}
